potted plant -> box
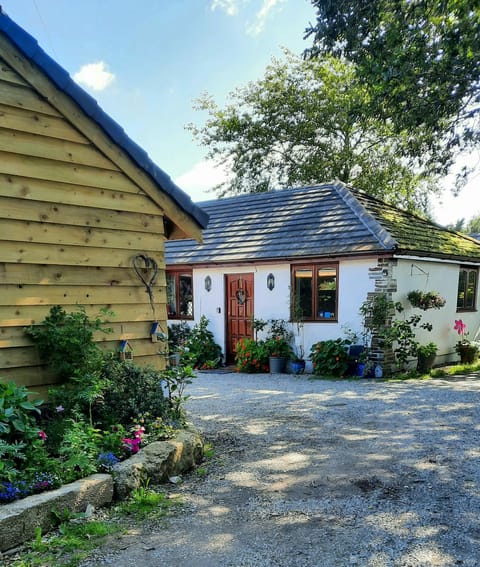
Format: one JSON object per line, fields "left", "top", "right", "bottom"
{"left": 265, "top": 319, "right": 293, "bottom": 373}
{"left": 407, "top": 290, "right": 446, "bottom": 311}
{"left": 453, "top": 319, "right": 479, "bottom": 364}
{"left": 416, "top": 342, "right": 438, "bottom": 373}
{"left": 309, "top": 338, "right": 350, "bottom": 377}
{"left": 290, "top": 344, "right": 306, "bottom": 374}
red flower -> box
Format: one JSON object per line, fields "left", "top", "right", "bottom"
{"left": 38, "top": 430, "right": 47, "bottom": 441}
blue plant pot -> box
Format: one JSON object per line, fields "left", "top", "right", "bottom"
{"left": 290, "top": 360, "right": 306, "bottom": 374}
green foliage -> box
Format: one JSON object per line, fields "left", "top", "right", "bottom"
{"left": 0, "top": 382, "right": 55, "bottom": 484}
{"left": 416, "top": 342, "right": 438, "bottom": 358}
{"left": 25, "top": 306, "right": 114, "bottom": 424}
{"left": 0, "top": 382, "right": 42, "bottom": 438}
{"left": 167, "top": 321, "right": 192, "bottom": 352}
{"left": 310, "top": 339, "right": 350, "bottom": 377}
{"left": 467, "top": 213, "right": 480, "bottom": 234}
{"left": 407, "top": 290, "right": 446, "bottom": 311}
{"left": 22, "top": 517, "right": 121, "bottom": 565}
{"left": 25, "top": 305, "right": 112, "bottom": 382}
{"left": 306, "top": 0, "right": 480, "bottom": 193}
{"left": 161, "top": 365, "right": 196, "bottom": 422}
{"left": 265, "top": 318, "right": 294, "bottom": 358}
{"left": 97, "top": 357, "right": 168, "bottom": 430}
{"left": 58, "top": 420, "right": 102, "bottom": 482}
{"left": 182, "top": 316, "right": 222, "bottom": 369}
{"left": 189, "top": 50, "right": 433, "bottom": 210}
{"left": 384, "top": 312, "right": 433, "bottom": 371}
{"left": 235, "top": 337, "right": 269, "bottom": 372}
{"left": 119, "top": 484, "right": 182, "bottom": 520}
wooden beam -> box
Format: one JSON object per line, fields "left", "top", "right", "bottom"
{"left": 0, "top": 284, "right": 165, "bottom": 307}
{"left": 0, "top": 303, "right": 167, "bottom": 327}
{"left": 1, "top": 219, "right": 163, "bottom": 252}
{"left": 0, "top": 263, "right": 166, "bottom": 287}
{"left": 0, "top": 35, "right": 203, "bottom": 241}
{"left": 0, "top": 240, "right": 165, "bottom": 267}
{"left": 0, "top": 57, "right": 29, "bottom": 86}
{"left": 0, "top": 150, "right": 140, "bottom": 192}
{"left": 0, "top": 102, "right": 88, "bottom": 143}
{"left": 0, "top": 77, "right": 62, "bottom": 116}
{"left": 0, "top": 195, "right": 164, "bottom": 232}
{"left": 0, "top": 126, "right": 119, "bottom": 170}
{"left": 0, "top": 174, "right": 163, "bottom": 216}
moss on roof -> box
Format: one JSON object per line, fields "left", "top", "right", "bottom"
{"left": 354, "top": 190, "right": 480, "bottom": 262}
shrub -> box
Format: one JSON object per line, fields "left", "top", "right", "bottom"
{"left": 168, "top": 321, "right": 192, "bottom": 352}
{"left": 310, "top": 339, "right": 350, "bottom": 376}
{"left": 96, "top": 356, "right": 169, "bottom": 430}
{"left": 182, "top": 316, "right": 222, "bottom": 369}
{"left": 25, "top": 306, "right": 114, "bottom": 423}
{"left": 235, "top": 338, "right": 269, "bottom": 372}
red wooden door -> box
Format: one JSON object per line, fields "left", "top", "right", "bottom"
{"left": 225, "top": 273, "right": 254, "bottom": 362}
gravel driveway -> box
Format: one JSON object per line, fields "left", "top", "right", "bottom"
{"left": 84, "top": 372, "right": 480, "bottom": 566}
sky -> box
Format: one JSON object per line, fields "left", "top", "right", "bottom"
{"left": 2, "top": 0, "right": 478, "bottom": 227}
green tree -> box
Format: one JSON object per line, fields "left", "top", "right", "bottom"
{"left": 189, "top": 51, "right": 436, "bottom": 209}
{"left": 467, "top": 213, "right": 480, "bottom": 233}
{"left": 306, "top": 0, "right": 480, "bottom": 191}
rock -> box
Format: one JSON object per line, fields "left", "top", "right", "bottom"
{"left": 113, "top": 428, "right": 203, "bottom": 499}
{"left": 0, "top": 474, "right": 113, "bottom": 552}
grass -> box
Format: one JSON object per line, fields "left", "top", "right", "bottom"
{"left": 307, "top": 360, "right": 480, "bottom": 382}
{"left": 118, "top": 484, "right": 182, "bottom": 521}
{"left": 6, "top": 485, "right": 183, "bottom": 567}
{"left": 9, "top": 520, "right": 122, "bottom": 566}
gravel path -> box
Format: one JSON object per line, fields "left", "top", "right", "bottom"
{"left": 83, "top": 372, "right": 480, "bottom": 566}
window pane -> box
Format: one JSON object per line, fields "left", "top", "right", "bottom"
{"left": 166, "top": 273, "right": 177, "bottom": 316}
{"left": 457, "top": 269, "right": 466, "bottom": 308}
{"left": 179, "top": 274, "right": 193, "bottom": 317}
{"left": 294, "top": 268, "right": 313, "bottom": 318}
{"left": 466, "top": 270, "right": 476, "bottom": 308}
{"left": 317, "top": 267, "right": 336, "bottom": 319}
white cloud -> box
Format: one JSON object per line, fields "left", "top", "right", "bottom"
{"left": 73, "top": 61, "right": 115, "bottom": 91}
{"left": 246, "top": 0, "right": 285, "bottom": 36}
{"left": 175, "top": 160, "right": 232, "bottom": 202}
{"left": 210, "top": 0, "right": 241, "bottom": 16}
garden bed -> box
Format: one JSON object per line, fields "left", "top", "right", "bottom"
{"left": 0, "top": 428, "right": 203, "bottom": 552}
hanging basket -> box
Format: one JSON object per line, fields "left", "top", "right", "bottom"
{"left": 407, "top": 290, "right": 446, "bottom": 311}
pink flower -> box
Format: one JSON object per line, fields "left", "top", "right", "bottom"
{"left": 454, "top": 319, "right": 467, "bottom": 337}
{"left": 122, "top": 436, "right": 141, "bottom": 454}
{"left": 38, "top": 431, "right": 47, "bottom": 441}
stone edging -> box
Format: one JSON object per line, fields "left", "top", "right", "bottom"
{"left": 0, "top": 428, "right": 203, "bottom": 553}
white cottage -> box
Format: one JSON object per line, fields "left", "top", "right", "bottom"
{"left": 166, "top": 182, "right": 480, "bottom": 368}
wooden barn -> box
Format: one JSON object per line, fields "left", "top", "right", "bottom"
{"left": 0, "top": 11, "right": 208, "bottom": 393}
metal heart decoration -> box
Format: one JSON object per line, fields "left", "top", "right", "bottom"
{"left": 235, "top": 289, "right": 246, "bottom": 305}
{"left": 132, "top": 254, "right": 158, "bottom": 289}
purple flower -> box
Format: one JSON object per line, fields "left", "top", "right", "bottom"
{"left": 55, "top": 405, "right": 64, "bottom": 413}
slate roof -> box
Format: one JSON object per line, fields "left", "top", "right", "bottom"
{"left": 0, "top": 10, "right": 208, "bottom": 230}
{"left": 165, "top": 182, "right": 480, "bottom": 265}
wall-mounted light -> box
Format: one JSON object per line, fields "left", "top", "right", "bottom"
{"left": 267, "top": 273, "right": 275, "bottom": 291}
{"left": 204, "top": 275, "right": 212, "bottom": 292}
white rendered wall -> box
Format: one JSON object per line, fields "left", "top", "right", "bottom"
{"left": 168, "top": 259, "right": 375, "bottom": 362}
{"left": 393, "top": 258, "right": 480, "bottom": 364}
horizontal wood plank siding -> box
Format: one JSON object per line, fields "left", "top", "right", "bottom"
{"left": 0, "top": 58, "right": 168, "bottom": 388}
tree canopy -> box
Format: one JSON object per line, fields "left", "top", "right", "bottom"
{"left": 189, "top": 51, "right": 436, "bottom": 210}
{"left": 306, "top": 0, "right": 480, "bottom": 191}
